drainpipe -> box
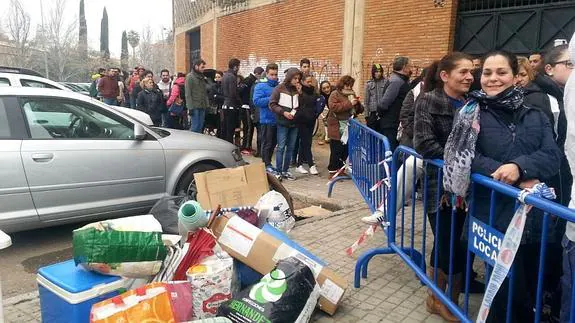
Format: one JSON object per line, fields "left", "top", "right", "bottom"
{"left": 213, "top": 0, "right": 218, "bottom": 68}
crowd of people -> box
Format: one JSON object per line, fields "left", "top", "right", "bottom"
{"left": 87, "top": 36, "right": 575, "bottom": 321}
{"left": 358, "top": 39, "right": 573, "bottom": 322}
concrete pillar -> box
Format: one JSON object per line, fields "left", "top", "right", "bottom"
{"left": 341, "top": 0, "right": 365, "bottom": 92}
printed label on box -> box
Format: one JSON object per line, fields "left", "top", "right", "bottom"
{"left": 218, "top": 216, "right": 261, "bottom": 258}
{"left": 272, "top": 243, "right": 323, "bottom": 279}
{"left": 320, "top": 278, "right": 344, "bottom": 305}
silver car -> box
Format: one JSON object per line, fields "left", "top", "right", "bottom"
{"left": 0, "top": 87, "right": 244, "bottom": 233}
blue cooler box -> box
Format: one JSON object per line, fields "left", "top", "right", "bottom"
{"left": 37, "top": 260, "right": 126, "bottom": 323}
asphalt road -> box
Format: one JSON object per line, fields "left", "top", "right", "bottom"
{"left": 0, "top": 223, "right": 86, "bottom": 298}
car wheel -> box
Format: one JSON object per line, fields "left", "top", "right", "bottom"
{"left": 175, "top": 163, "right": 219, "bottom": 201}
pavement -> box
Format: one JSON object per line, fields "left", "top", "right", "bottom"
{"left": 1, "top": 138, "right": 483, "bottom": 322}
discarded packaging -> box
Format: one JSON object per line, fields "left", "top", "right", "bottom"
{"left": 194, "top": 163, "right": 269, "bottom": 209}
{"left": 218, "top": 257, "right": 320, "bottom": 323}
{"left": 73, "top": 215, "right": 167, "bottom": 278}
{"left": 209, "top": 213, "right": 347, "bottom": 315}
{"left": 255, "top": 190, "right": 295, "bottom": 233}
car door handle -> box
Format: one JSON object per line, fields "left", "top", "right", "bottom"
{"left": 31, "top": 153, "right": 54, "bottom": 162}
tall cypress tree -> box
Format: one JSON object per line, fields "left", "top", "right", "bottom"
{"left": 121, "top": 31, "right": 129, "bottom": 70}
{"left": 100, "top": 7, "right": 109, "bottom": 60}
{"left": 79, "top": 0, "right": 87, "bottom": 60}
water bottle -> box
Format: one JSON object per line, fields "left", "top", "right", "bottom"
{"left": 177, "top": 201, "right": 208, "bottom": 239}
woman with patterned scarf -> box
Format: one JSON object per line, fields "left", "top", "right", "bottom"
{"left": 444, "top": 51, "right": 561, "bottom": 322}
{"left": 414, "top": 52, "right": 475, "bottom": 322}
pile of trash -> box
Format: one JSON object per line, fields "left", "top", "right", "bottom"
{"left": 38, "top": 164, "right": 347, "bottom": 323}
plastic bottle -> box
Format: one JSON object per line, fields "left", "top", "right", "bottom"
{"left": 177, "top": 201, "right": 208, "bottom": 239}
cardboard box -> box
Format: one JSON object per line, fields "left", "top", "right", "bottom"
{"left": 209, "top": 213, "right": 347, "bottom": 316}
{"left": 194, "top": 163, "right": 269, "bottom": 210}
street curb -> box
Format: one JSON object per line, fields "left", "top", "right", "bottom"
{"left": 3, "top": 291, "right": 39, "bottom": 306}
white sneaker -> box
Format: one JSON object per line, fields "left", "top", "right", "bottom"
{"left": 361, "top": 210, "right": 387, "bottom": 225}
{"left": 309, "top": 165, "right": 319, "bottom": 175}
{"left": 296, "top": 165, "right": 309, "bottom": 174}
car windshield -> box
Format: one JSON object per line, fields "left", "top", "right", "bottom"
{"left": 149, "top": 127, "right": 170, "bottom": 138}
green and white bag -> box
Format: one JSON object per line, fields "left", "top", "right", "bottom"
{"left": 73, "top": 215, "right": 167, "bottom": 278}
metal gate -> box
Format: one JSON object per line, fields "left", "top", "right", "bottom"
{"left": 455, "top": 0, "right": 575, "bottom": 55}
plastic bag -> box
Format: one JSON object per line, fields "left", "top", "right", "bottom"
{"left": 217, "top": 257, "right": 320, "bottom": 323}
{"left": 166, "top": 281, "right": 194, "bottom": 323}
{"left": 73, "top": 215, "right": 167, "bottom": 277}
{"left": 90, "top": 282, "right": 175, "bottom": 323}
{"left": 255, "top": 191, "right": 295, "bottom": 233}
{"left": 150, "top": 195, "right": 187, "bottom": 234}
{"left": 187, "top": 248, "right": 237, "bottom": 319}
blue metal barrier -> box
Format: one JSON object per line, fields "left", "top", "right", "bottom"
{"left": 349, "top": 131, "right": 575, "bottom": 322}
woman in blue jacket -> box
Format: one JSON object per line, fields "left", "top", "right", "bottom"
{"left": 459, "top": 51, "right": 561, "bottom": 322}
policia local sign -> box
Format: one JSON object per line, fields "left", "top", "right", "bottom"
{"left": 468, "top": 216, "right": 504, "bottom": 267}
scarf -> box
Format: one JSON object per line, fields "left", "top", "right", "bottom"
{"left": 443, "top": 86, "right": 525, "bottom": 197}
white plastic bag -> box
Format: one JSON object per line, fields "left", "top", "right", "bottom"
{"left": 255, "top": 191, "right": 295, "bottom": 233}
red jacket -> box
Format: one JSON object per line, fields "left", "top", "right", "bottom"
{"left": 98, "top": 76, "right": 119, "bottom": 99}
{"left": 166, "top": 77, "right": 185, "bottom": 107}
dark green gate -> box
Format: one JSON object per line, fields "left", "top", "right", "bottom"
{"left": 455, "top": 0, "right": 575, "bottom": 55}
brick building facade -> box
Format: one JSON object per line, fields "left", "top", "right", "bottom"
{"left": 173, "top": 0, "right": 575, "bottom": 92}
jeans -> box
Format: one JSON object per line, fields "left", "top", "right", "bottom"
{"left": 396, "top": 155, "right": 424, "bottom": 212}
{"left": 297, "top": 122, "right": 314, "bottom": 167}
{"left": 260, "top": 124, "right": 277, "bottom": 168}
{"left": 276, "top": 125, "right": 298, "bottom": 173}
{"left": 103, "top": 97, "right": 118, "bottom": 106}
{"left": 562, "top": 236, "right": 575, "bottom": 322}
{"left": 190, "top": 109, "right": 206, "bottom": 133}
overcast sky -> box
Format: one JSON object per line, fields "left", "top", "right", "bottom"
{"left": 0, "top": 0, "right": 173, "bottom": 58}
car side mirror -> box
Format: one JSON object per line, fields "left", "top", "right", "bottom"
{"left": 134, "top": 124, "right": 146, "bottom": 140}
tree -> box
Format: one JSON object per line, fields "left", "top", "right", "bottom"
{"left": 127, "top": 30, "right": 140, "bottom": 62}
{"left": 100, "top": 7, "right": 109, "bottom": 59}
{"left": 6, "top": 0, "right": 31, "bottom": 66}
{"left": 121, "top": 31, "right": 129, "bottom": 70}
{"left": 78, "top": 0, "right": 87, "bottom": 60}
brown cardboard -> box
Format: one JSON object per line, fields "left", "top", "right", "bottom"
{"left": 210, "top": 213, "right": 347, "bottom": 315}
{"left": 194, "top": 163, "right": 269, "bottom": 210}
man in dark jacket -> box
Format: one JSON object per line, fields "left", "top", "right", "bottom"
{"left": 253, "top": 64, "right": 279, "bottom": 173}
{"left": 364, "top": 63, "right": 386, "bottom": 132}
{"left": 185, "top": 59, "right": 209, "bottom": 133}
{"left": 222, "top": 58, "right": 242, "bottom": 143}
{"left": 238, "top": 67, "right": 264, "bottom": 154}
{"left": 378, "top": 56, "right": 412, "bottom": 151}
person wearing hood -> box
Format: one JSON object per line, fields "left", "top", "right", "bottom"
{"left": 561, "top": 32, "right": 575, "bottom": 323}
{"left": 294, "top": 74, "right": 321, "bottom": 176}
{"left": 269, "top": 67, "right": 302, "bottom": 180}
{"left": 364, "top": 63, "right": 386, "bottom": 132}
{"left": 165, "top": 72, "right": 187, "bottom": 129}
{"left": 253, "top": 64, "right": 280, "bottom": 174}
{"left": 137, "top": 78, "right": 166, "bottom": 126}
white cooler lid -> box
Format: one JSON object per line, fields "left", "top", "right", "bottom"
{"left": 0, "top": 230, "right": 11, "bottom": 250}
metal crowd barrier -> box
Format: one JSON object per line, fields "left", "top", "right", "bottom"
{"left": 348, "top": 126, "right": 575, "bottom": 322}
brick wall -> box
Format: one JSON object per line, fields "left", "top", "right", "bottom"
{"left": 174, "top": 32, "right": 189, "bottom": 73}
{"left": 361, "top": 0, "right": 457, "bottom": 82}
{"left": 200, "top": 21, "right": 214, "bottom": 68}
{"left": 174, "top": 0, "right": 458, "bottom": 87}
